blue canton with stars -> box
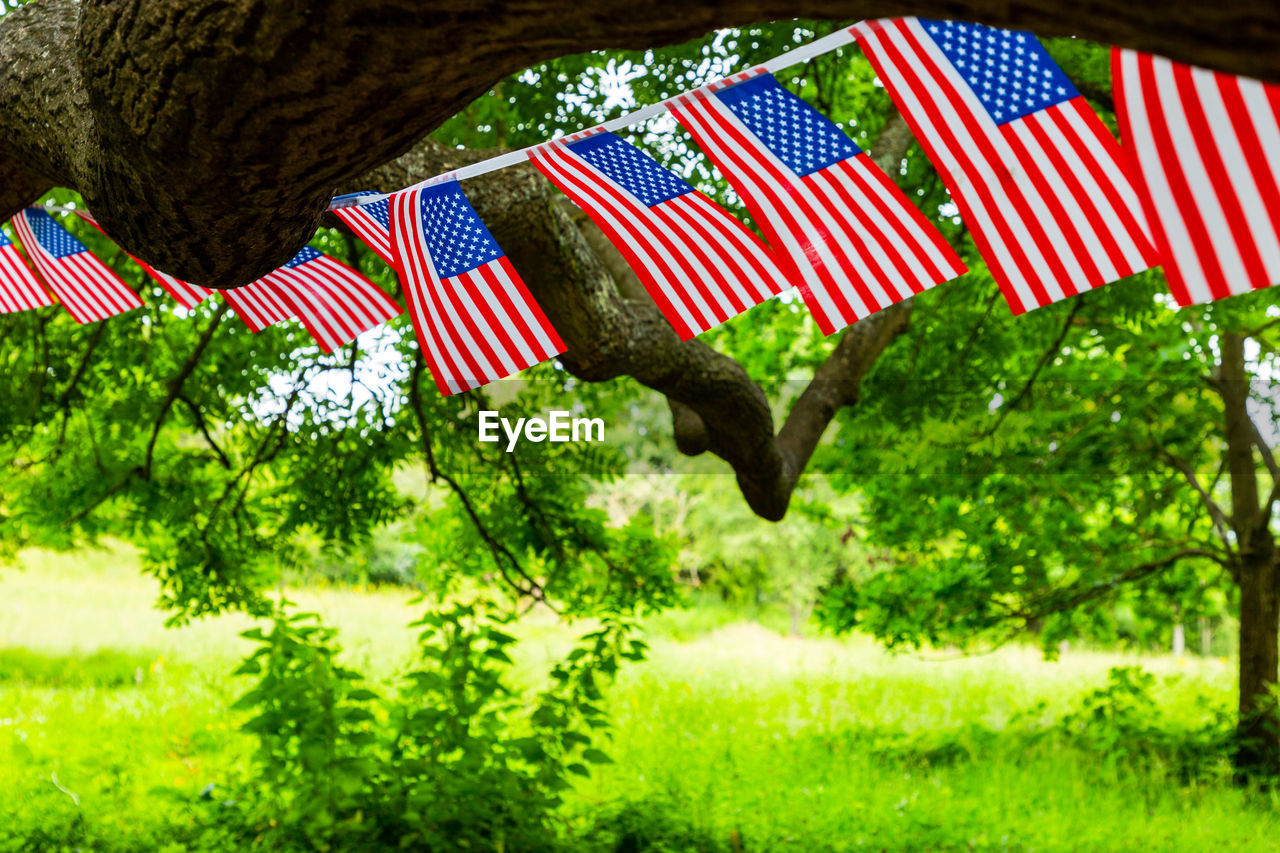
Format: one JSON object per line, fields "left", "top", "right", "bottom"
{"left": 334, "top": 192, "right": 392, "bottom": 229}
{"left": 361, "top": 199, "right": 391, "bottom": 230}
{"left": 284, "top": 245, "right": 323, "bottom": 268}
{"left": 25, "top": 208, "right": 87, "bottom": 259}
{"left": 715, "top": 74, "right": 861, "bottom": 177}
{"left": 419, "top": 182, "right": 503, "bottom": 279}
{"left": 919, "top": 19, "right": 1079, "bottom": 125}
{"left": 566, "top": 132, "right": 692, "bottom": 207}
{"left": 0, "top": 227, "right": 9, "bottom": 248}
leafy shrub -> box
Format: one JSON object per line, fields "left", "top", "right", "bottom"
{"left": 219, "top": 599, "right": 645, "bottom": 851}
{"left": 1055, "top": 666, "right": 1235, "bottom": 782}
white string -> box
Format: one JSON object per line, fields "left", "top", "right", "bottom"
{"left": 328, "top": 26, "right": 858, "bottom": 209}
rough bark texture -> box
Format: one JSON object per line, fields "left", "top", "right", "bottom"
{"left": 1, "top": 0, "right": 1279, "bottom": 286}
{"left": 1237, "top": 554, "right": 1280, "bottom": 777}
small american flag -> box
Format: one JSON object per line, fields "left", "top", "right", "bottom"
{"left": 332, "top": 192, "right": 396, "bottom": 268}
{"left": 1114, "top": 50, "right": 1280, "bottom": 305}
{"left": 389, "top": 182, "right": 565, "bottom": 395}
{"left": 0, "top": 225, "right": 53, "bottom": 314}
{"left": 227, "top": 246, "right": 402, "bottom": 353}
{"left": 854, "top": 18, "right": 1158, "bottom": 314}
{"left": 10, "top": 208, "right": 144, "bottom": 324}
{"left": 76, "top": 211, "right": 211, "bottom": 310}
{"left": 672, "top": 72, "right": 966, "bottom": 335}
{"left": 530, "top": 131, "right": 786, "bottom": 340}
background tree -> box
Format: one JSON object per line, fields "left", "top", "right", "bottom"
{"left": 1, "top": 0, "right": 1280, "bottom": 785}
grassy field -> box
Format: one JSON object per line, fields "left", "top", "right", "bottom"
{"left": 1, "top": 544, "right": 1277, "bottom": 852}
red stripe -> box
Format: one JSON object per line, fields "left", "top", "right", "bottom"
{"left": 272, "top": 273, "right": 347, "bottom": 352}
{"left": 803, "top": 161, "right": 923, "bottom": 303}
{"left": 649, "top": 202, "right": 739, "bottom": 320}
{"left": 1019, "top": 109, "right": 1128, "bottom": 281}
{"left": 679, "top": 193, "right": 782, "bottom": 298}
{"left": 825, "top": 158, "right": 926, "bottom": 291}
{"left": 470, "top": 261, "right": 541, "bottom": 367}
{"left": 999, "top": 121, "right": 1102, "bottom": 292}
{"left": 500, "top": 256, "right": 565, "bottom": 357}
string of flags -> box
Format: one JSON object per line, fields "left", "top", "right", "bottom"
{"left": 0, "top": 17, "right": 1276, "bottom": 396}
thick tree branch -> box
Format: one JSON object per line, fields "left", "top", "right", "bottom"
{"left": 340, "top": 110, "right": 917, "bottom": 519}
{"left": 1, "top": 0, "right": 1278, "bottom": 286}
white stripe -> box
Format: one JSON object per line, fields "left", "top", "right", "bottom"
{"left": 661, "top": 197, "right": 761, "bottom": 306}
{"left": 453, "top": 269, "right": 527, "bottom": 374}
{"left": 677, "top": 193, "right": 782, "bottom": 300}
{"left": 62, "top": 255, "right": 115, "bottom": 319}
{"left": 1238, "top": 78, "right": 1280, "bottom": 198}
{"left": 808, "top": 166, "right": 921, "bottom": 298}
{"left": 490, "top": 259, "right": 559, "bottom": 361}
{"left": 834, "top": 157, "right": 950, "bottom": 284}
{"left": 646, "top": 202, "right": 737, "bottom": 321}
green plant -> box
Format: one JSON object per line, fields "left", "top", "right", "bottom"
{"left": 225, "top": 598, "right": 646, "bottom": 851}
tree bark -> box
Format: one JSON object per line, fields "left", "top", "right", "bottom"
{"left": 1236, "top": 554, "right": 1280, "bottom": 778}
{"left": 1, "top": 0, "right": 1279, "bottom": 286}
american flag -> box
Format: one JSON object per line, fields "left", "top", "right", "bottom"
{"left": 76, "top": 211, "right": 211, "bottom": 310}
{"left": 10, "top": 208, "right": 144, "bottom": 324}
{"left": 672, "top": 72, "right": 966, "bottom": 335}
{"left": 853, "top": 18, "right": 1158, "bottom": 314}
{"left": 389, "top": 182, "right": 565, "bottom": 395}
{"left": 331, "top": 192, "right": 397, "bottom": 268}
{"left": 530, "top": 131, "right": 786, "bottom": 340}
{"left": 1113, "top": 50, "right": 1280, "bottom": 305}
{"left": 227, "top": 246, "right": 402, "bottom": 353}
{"left": 0, "top": 225, "right": 53, "bottom": 314}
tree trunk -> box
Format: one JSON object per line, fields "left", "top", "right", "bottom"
{"left": 1200, "top": 616, "right": 1213, "bottom": 657}
{"left": 1236, "top": 555, "right": 1280, "bottom": 779}
{"left": 1172, "top": 621, "right": 1186, "bottom": 656}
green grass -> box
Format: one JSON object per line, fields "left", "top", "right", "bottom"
{"left": 0, "top": 544, "right": 1277, "bottom": 851}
